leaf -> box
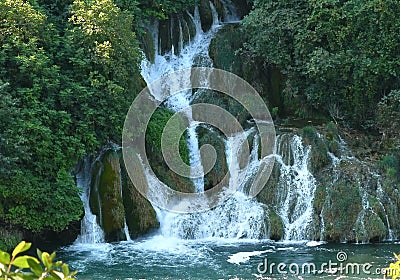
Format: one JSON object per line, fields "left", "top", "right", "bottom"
{"left": 62, "top": 263, "right": 70, "bottom": 276}
{"left": 37, "top": 249, "right": 43, "bottom": 262}
{"left": 28, "top": 258, "right": 43, "bottom": 276}
{"left": 11, "top": 272, "right": 37, "bottom": 280}
{"left": 49, "top": 270, "right": 63, "bottom": 280}
{"left": 13, "top": 256, "right": 39, "bottom": 269}
{"left": 0, "top": 251, "right": 11, "bottom": 265}
{"left": 12, "top": 241, "right": 31, "bottom": 257}
{"left": 41, "top": 252, "right": 52, "bottom": 269}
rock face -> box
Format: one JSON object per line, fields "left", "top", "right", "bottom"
{"left": 89, "top": 149, "right": 159, "bottom": 242}
{"left": 257, "top": 124, "right": 400, "bottom": 243}
{"left": 209, "top": 24, "right": 285, "bottom": 114}
{"left": 90, "top": 149, "right": 125, "bottom": 242}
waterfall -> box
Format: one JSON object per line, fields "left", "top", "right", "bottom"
{"left": 156, "top": 129, "right": 268, "bottom": 239}
{"left": 274, "top": 135, "right": 317, "bottom": 240}
{"left": 75, "top": 157, "right": 105, "bottom": 244}
{"left": 139, "top": 4, "right": 274, "bottom": 239}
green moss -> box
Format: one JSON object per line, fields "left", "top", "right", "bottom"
{"left": 90, "top": 150, "right": 126, "bottom": 242}
{"left": 313, "top": 185, "right": 326, "bottom": 215}
{"left": 145, "top": 107, "right": 194, "bottom": 193}
{"left": 268, "top": 208, "right": 284, "bottom": 241}
{"left": 198, "top": 0, "right": 213, "bottom": 32}
{"left": 196, "top": 125, "right": 228, "bottom": 191}
{"left": 120, "top": 159, "right": 159, "bottom": 238}
{"left": 139, "top": 30, "right": 155, "bottom": 63}
{"left": 301, "top": 126, "right": 330, "bottom": 172}
{"left": 364, "top": 212, "right": 386, "bottom": 242}
{"left": 322, "top": 183, "right": 362, "bottom": 242}
{"left": 89, "top": 160, "right": 102, "bottom": 218}
{"left": 380, "top": 155, "right": 400, "bottom": 181}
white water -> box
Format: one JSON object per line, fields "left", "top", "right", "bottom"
{"left": 75, "top": 157, "right": 105, "bottom": 244}
{"left": 274, "top": 135, "right": 317, "bottom": 240}
{"left": 141, "top": 7, "right": 219, "bottom": 193}
{"left": 138, "top": 4, "right": 277, "bottom": 240}
{"left": 326, "top": 138, "right": 398, "bottom": 242}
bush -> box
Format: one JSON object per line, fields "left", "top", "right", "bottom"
{"left": 0, "top": 241, "right": 77, "bottom": 280}
{"left": 380, "top": 155, "right": 400, "bottom": 181}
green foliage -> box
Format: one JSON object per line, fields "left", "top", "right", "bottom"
{"left": 136, "top": 0, "right": 197, "bottom": 19}
{"left": 377, "top": 90, "right": 400, "bottom": 150}
{"left": 0, "top": 241, "right": 77, "bottom": 280}
{"left": 242, "top": 0, "right": 400, "bottom": 127}
{"left": 146, "top": 108, "right": 190, "bottom": 165}
{"left": 380, "top": 155, "right": 400, "bottom": 181}
{"left": 0, "top": 0, "right": 147, "bottom": 235}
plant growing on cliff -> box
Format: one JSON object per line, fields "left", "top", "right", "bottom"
{"left": 0, "top": 241, "right": 77, "bottom": 280}
{"left": 242, "top": 0, "right": 400, "bottom": 127}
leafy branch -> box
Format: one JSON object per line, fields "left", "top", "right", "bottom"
{"left": 0, "top": 241, "right": 77, "bottom": 280}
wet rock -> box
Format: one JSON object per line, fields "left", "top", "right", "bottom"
{"left": 90, "top": 149, "right": 125, "bottom": 242}
{"left": 199, "top": 0, "right": 213, "bottom": 32}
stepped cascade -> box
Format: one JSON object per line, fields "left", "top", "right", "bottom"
{"left": 74, "top": 0, "right": 399, "bottom": 245}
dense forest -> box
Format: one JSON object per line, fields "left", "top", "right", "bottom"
{"left": 1, "top": 0, "right": 399, "bottom": 250}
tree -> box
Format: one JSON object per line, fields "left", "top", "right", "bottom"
{"left": 242, "top": 0, "right": 400, "bottom": 127}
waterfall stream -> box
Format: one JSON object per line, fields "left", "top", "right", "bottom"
{"left": 75, "top": 157, "right": 104, "bottom": 244}
{"left": 74, "top": 0, "right": 398, "bottom": 245}
{"left": 139, "top": 2, "right": 274, "bottom": 240}
{"left": 274, "top": 135, "right": 317, "bottom": 240}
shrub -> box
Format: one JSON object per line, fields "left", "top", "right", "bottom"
{"left": 0, "top": 241, "right": 77, "bottom": 280}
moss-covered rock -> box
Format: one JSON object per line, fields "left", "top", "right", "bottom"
{"left": 268, "top": 208, "right": 284, "bottom": 241}
{"left": 120, "top": 158, "right": 159, "bottom": 238}
{"left": 231, "top": 0, "right": 252, "bottom": 19}
{"left": 196, "top": 125, "right": 228, "bottom": 191}
{"left": 139, "top": 29, "right": 155, "bottom": 63}
{"left": 211, "top": 0, "right": 224, "bottom": 21}
{"left": 322, "top": 182, "right": 362, "bottom": 242}
{"left": 301, "top": 126, "right": 330, "bottom": 173}
{"left": 360, "top": 211, "right": 386, "bottom": 242}
{"left": 90, "top": 149, "right": 125, "bottom": 242}
{"left": 199, "top": 0, "right": 213, "bottom": 32}
{"left": 146, "top": 108, "right": 194, "bottom": 193}
{"left": 209, "top": 24, "right": 285, "bottom": 114}
{"left": 159, "top": 19, "right": 172, "bottom": 54}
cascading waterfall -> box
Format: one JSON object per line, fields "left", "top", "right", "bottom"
{"left": 73, "top": 0, "right": 397, "bottom": 245}
{"left": 141, "top": 6, "right": 218, "bottom": 193}
{"left": 327, "top": 138, "right": 398, "bottom": 242}
{"left": 274, "top": 135, "right": 317, "bottom": 240}
{"left": 156, "top": 129, "right": 268, "bottom": 239}
{"left": 140, "top": 3, "right": 273, "bottom": 239}
{"left": 75, "top": 157, "right": 105, "bottom": 244}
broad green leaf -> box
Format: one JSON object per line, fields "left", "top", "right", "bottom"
{"left": 41, "top": 252, "right": 51, "bottom": 269}
{"left": 28, "top": 258, "right": 43, "bottom": 277}
{"left": 62, "top": 263, "right": 70, "bottom": 276}
{"left": 0, "top": 251, "right": 11, "bottom": 264}
{"left": 12, "top": 241, "right": 31, "bottom": 257}
{"left": 37, "top": 249, "right": 43, "bottom": 262}
{"left": 13, "top": 256, "right": 39, "bottom": 269}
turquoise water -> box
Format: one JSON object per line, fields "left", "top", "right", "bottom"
{"left": 59, "top": 236, "right": 400, "bottom": 280}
